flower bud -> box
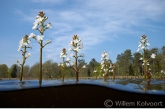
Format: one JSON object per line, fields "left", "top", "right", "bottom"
{"left": 38, "top": 11, "right": 45, "bottom": 17}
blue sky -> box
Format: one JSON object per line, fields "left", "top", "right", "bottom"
{"left": 0, "top": 0, "right": 165, "bottom": 68}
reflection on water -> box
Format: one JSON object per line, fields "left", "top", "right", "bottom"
{"left": 0, "top": 78, "right": 165, "bottom": 95}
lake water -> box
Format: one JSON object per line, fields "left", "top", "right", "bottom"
{"left": 0, "top": 78, "right": 165, "bottom": 95}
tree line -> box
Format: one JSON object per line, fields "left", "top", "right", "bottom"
{"left": 0, "top": 46, "right": 165, "bottom": 79}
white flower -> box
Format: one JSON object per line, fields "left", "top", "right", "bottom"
{"left": 101, "top": 61, "right": 104, "bottom": 65}
{"left": 146, "top": 43, "right": 150, "bottom": 46}
{"left": 93, "top": 69, "right": 97, "bottom": 73}
{"left": 46, "top": 23, "right": 52, "bottom": 29}
{"left": 60, "top": 53, "right": 66, "bottom": 58}
{"left": 36, "top": 16, "right": 44, "bottom": 22}
{"left": 104, "top": 69, "right": 108, "bottom": 72}
{"left": 137, "top": 35, "right": 150, "bottom": 51}
{"left": 161, "top": 70, "right": 164, "bottom": 73}
{"left": 29, "top": 33, "right": 36, "bottom": 39}
{"left": 137, "top": 48, "right": 140, "bottom": 52}
{"left": 147, "top": 62, "right": 150, "bottom": 65}
{"left": 60, "top": 48, "right": 67, "bottom": 58}
{"left": 73, "top": 39, "right": 79, "bottom": 44}
{"left": 26, "top": 53, "right": 31, "bottom": 58}
{"left": 17, "top": 45, "right": 22, "bottom": 51}
{"left": 37, "top": 35, "right": 44, "bottom": 41}
{"left": 66, "top": 63, "right": 70, "bottom": 67}
{"left": 138, "top": 43, "right": 142, "bottom": 47}
{"left": 101, "top": 66, "right": 103, "bottom": 69}
{"left": 74, "top": 47, "right": 80, "bottom": 52}
{"left": 69, "top": 41, "right": 73, "bottom": 46}
{"left": 32, "top": 20, "right": 39, "bottom": 29}
{"left": 58, "top": 63, "right": 61, "bottom": 66}
{"left": 101, "top": 51, "right": 106, "bottom": 57}
{"left": 140, "top": 57, "right": 143, "bottom": 60}
{"left": 32, "top": 24, "right": 38, "bottom": 30}
{"left": 151, "top": 53, "right": 156, "bottom": 59}
{"left": 82, "top": 65, "right": 86, "bottom": 68}
{"left": 20, "top": 39, "right": 28, "bottom": 46}
{"left": 141, "top": 46, "right": 145, "bottom": 49}
{"left": 46, "top": 39, "right": 52, "bottom": 44}
{"left": 66, "top": 57, "right": 71, "bottom": 61}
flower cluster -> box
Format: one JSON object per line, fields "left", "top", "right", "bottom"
{"left": 58, "top": 48, "right": 68, "bottom": 68}
{"left": 32, "top": 11, "right": 52, "bottom": 31}
{"left": 101, "top": 51, "right": 110, "bottom": 76}
{"left": 66, "top": 35, "right": 84, "bottom": 67}
{"left": 60, "top": 48, "right": 67, "bottom": 58}
{"left": 69, "top": 35, "right": 83, "bottom": 52}
{"left": 17, "top": 35, "right": 32, "bottom": 66}
{"left": 161, "top": 70, "right": 165, "bottom": 74}
{"left": 93, "top": 68, "right": 97, "bottom": 73}
{"left": 29, "top": 33, "right": 52, "bottom": 45}
{"left": 137, "top": 35, "right": 150, "bottom": 52}
{"left": 151, "top": 53, "right": 156, "bottom": 59}
{"left": 109, "top": 63, "right": 115, "bottom": 72}
{"left": 30, "top": 11, "right": 52, "bottom": 46}
{"left": 18, "top": 35, "right": 32, "bottom": 51}
{"left": 140, "top": 53, "right": 156, "bottom": 65}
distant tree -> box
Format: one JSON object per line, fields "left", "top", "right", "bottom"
{"left": 161, "top": 46, "right": 165, "bottom": 55}
{"left": 52, "top": 62, "right": 61, "bottom": 78}
{"left": 129, "top": 64, "right": 134, "bottom": 75}
{"left": 29, "top": 62, "right": 40, "bottom": 79}
{"left": 133, "top": 52, "right": 142, "bottom": 76}
{"left": 23, "top": 65, "right": 30, "bottom": 78}
{"left": 0, "top": 64, "right": 8, "bottom": 78}
{"left": 10, "top": 64, "right": 18, "bottom": 78}
{"left": 43, "top": 60, "right": 53, "bottom": 79}
{"left": 88, "top": 58, "right": 100, "bottom": 75}
{"left": 87, "top": 68, "right": 91, "bottom": 77}
{"left": 116, "top": 49, "right": 133, "bottom": 76}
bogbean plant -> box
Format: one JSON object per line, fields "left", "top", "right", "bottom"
{"left": 137, "top": 35, "right": 156, "bottom": 81}
{"left": 65, "top": 35, "right": 86, "bottom": 83}
{"left": 17, "top": 35, "right": 32, "bottom": 81}
{"left": 109, "top": 61, "right": 115, "bottom": 81}
{"left": 29, "top": 11, "right": 52, "bottom": 85}
{"left": 58, "top": 48, "right": 67, "bottom": 83}
{"left": 100, "top": 51, "right": 115, "bottom": 82}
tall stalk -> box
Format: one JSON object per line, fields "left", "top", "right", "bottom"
{"left": 30, "top": 11, "right": 52, "bottom": 86}
{"left": 17, "top": 35, "right": 32, "bottom": 81}
{"left": 65, "top": 35, "right": 85, "bottom": 83}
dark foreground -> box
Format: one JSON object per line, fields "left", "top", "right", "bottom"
{"left": 0, "top": 84, "right": 164, "bottom": 108}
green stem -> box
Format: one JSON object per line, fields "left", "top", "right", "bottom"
{"left": 62, "top": 57, "right": 64, "bottom": 83}
{"left": 20, "top": 46, "right": 27, "bottom": 81}
{"left": 143, "top": 50, "right": 147, "bottom": 81}
{"left": 39, "top": 41, "right": 43, "bottom": 86}
{"left": 75, "top": 51, "right": 79, "bottom": 83}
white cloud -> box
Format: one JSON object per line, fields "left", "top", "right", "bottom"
{"left": 32, "top": 0, "right": 64, "bottom": 4}
{"left": 14, "top": 0, "right": 165, "bottom": 64}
